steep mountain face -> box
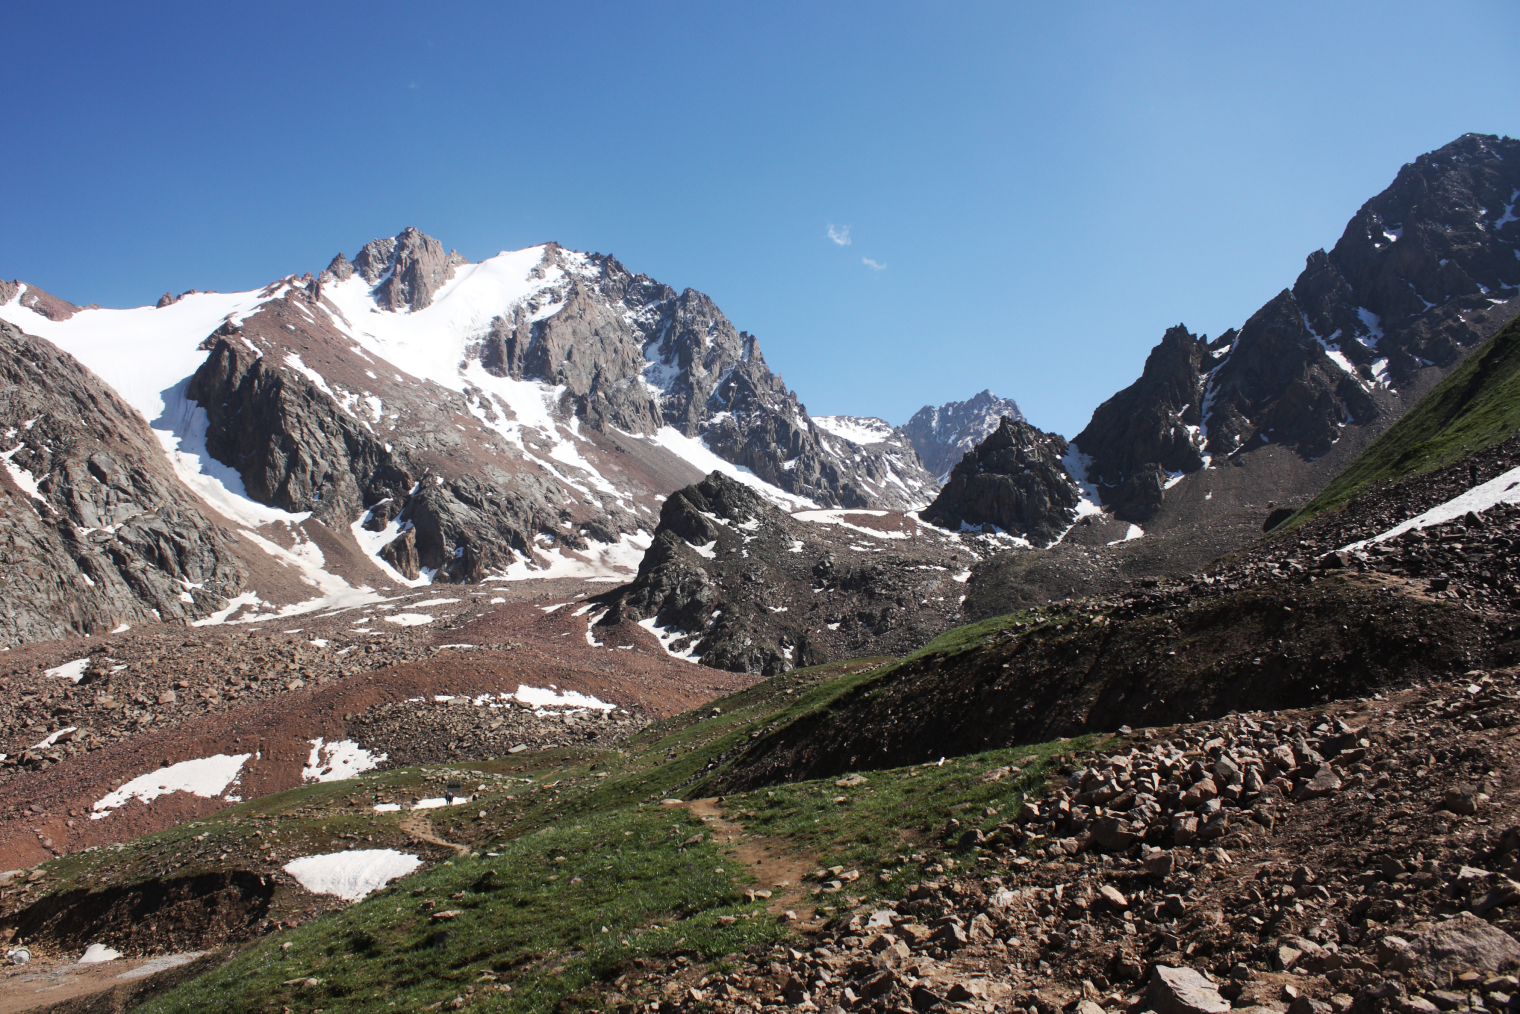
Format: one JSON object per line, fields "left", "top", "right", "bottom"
{"left": 596, "top": 471, "right": 977, "bottom": 676}
{"left": 903, "top": 390, "right": 1024, "bottom": 480}
{"left": 810, "top": 415, "right": 938, "bottom": 507}
{"left": 1076, "top": 133, "right": 1520, "bottom": 522}
{"left": 0, "top": 233, "right": 935, "bottom": 621}
{"left": 921, "top": 417, "right": 1086, "bottom": 546}
{"left": 0, "top": 320, "right": 245, "bottom": 643}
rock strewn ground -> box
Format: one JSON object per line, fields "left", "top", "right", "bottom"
{"left": 614, "top": 671, "right": 1520, "bottom": 1014}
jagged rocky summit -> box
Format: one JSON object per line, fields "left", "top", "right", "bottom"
{"left": 0, "top": 232, "right": 939, "bottom": 638}
{"left": 921, "top": 416, "right": 1086, "bottom": 546}
{"left": 1076, "top": 132, "right": 1520, "bottom": 522}
{"left": 902, "top": 390, "right": 1025, "bottom": 480}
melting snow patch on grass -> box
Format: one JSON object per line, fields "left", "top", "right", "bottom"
{"left": 45, "top": 658, "right": 90, "bottom": 682}
{"left": 413, "top": 797, "right": 470, "bottom": 810}
{"left": 304, "top": 738, "right": 388, "bottom": 783}
{"left": 91, "top": 753, "right": 252, "bottom": 819}
{"left": 282, "top": 849, "right": 422, "bottom": 901}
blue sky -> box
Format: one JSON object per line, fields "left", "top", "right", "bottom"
{"left": 1, "top": 3, "right": 1516, "bottom": 437}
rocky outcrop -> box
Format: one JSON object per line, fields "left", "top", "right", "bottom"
{"left": 0, "top": 282, "right": 86, "bottom": 322}
{"left": 598, "top": 471, "right": 977, "bottom": 676}
{"left": 185, "top": 297, "right": 620, "bottom": 585}
{"left": 1073, "top": 326, "right": 1219, "bottom": 520}
{"left": 1073, "top": 133, "right": 1520, "bottom": 523}
{"left": 353, "top": 226, "right": 468, "bottom": 312}
{"left": 922, "top": 417, "right": 1083, "bottom": 545}
{"left": 904, "top": 390, "right": 1025, "bottom": 479}
{"left": 0, "top": 321, "right": 244, "bottom": 645}
{"left": 327, "top": 234, "right": 935, "bottom": 510}
{"left": 1203, "top": 291, "right": 1381, "bottom": 458}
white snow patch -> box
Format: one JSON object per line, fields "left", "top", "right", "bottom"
{"left": 1, "top": 444, "right": 49, "bottom": 508}
{"left": 1347, "top": 465, "right": 1520, "bottom": 548}
{"left": 637, "top": 617, "right": 702, "bottom": 662}
{"left": 813, "top": 415, "right": 895, "bottom": 445}
{"left": 634, "top": 427, "right": 818, "bottom": 510}
{"left": 513, "top": 684, "right": 615, "bottom": 710}
{"left": 91, "top": 753, "right": 252, "bottom": 818}
{"left": 304, "top": 738, "right": 387, "bottom": 782}
{"left": 79, "top": 944, "right": 122, "bottom": 964}
{"left": 413, "top": 796, "right": 471, "bottom": 810}
{"left": 282, "top": 849, "right": 422, "bottom": 901}
{"left": 46, "top": 658, "right": 90, "bottom": 682}
{"left": 485, "top": 530, "right": 652, "bottom": 583}
{"left": 32, "top": 727, "right": 77, "bottom": 750}
{"left": 790, "top": 508, "right": 910, "bottom": 540}
{"left": 1107, "top": 524, "right": 1145, "bottom": 546}
{"left": 688, "top": 539, "right": 718, "bottom": 559}
{"left": 383, "top": 613, "right": 434, "bottom": 626}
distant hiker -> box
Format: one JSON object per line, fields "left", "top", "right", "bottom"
{"left": 1470, "top": 461, "right": 1480, "bottom": 486}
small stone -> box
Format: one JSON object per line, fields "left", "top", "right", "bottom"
{"left": 1293, "top": 764, "right": 1342, "bottom": 801}
{"left": 1146, "top": 965, "right": 1231, "bottom": 1014}
{"left": 1100, "top": 885, "right": 1128, "bottom": 909}
{"left": 1145, "top": 849, "right": 1175, "bottom": 877}
{"left": 1276, "top": 943, "right": 1305, "bottom": 971}
{"left": 947, "top": 982, "right": 986, "bottom": 1003}
{"left": 1396, "top": 999, "right": 1439, "bottom": 1014}
{"left": 1286, "top": 996, "right": 1332, "bottom": 1014}
{"left": 1375, "top": 935, "right": 1411, "bottom": 967}
{"left": 1442, "top": 788, "right": 1478, "bottom": 815}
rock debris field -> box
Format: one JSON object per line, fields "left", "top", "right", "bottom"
{"left": 618, "top": 672, "right": 1520, "bottom": 1014}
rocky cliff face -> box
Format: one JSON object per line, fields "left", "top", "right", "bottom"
{"left": 1, "top": 231, "right": 939, "bottom": 618}
{"left": 0, "top": 321, "right": 245, "bottom": 644}
{"left": 319, "top": 235, "right": 934, "bottom": 512}
{"left": 1075, "top": 133, "right": 1520, "bottom": 523}
{"left": 184, "top": 288, "right": 642, "bottom": 586}
{"left": 921, "top": 417, "right": 1084, "bottom": 546}
{"left": 903, "top": 390, "right": 1025, "bottom": 480}
{"left": 350, "top": 227, "right": 469, "bottom": 312}
{"left": 596, "top": 471, "right": 977, "bottom": 676}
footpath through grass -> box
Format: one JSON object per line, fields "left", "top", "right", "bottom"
{"left": 128, "top": 614, "right": 1100, "bottom": 1013}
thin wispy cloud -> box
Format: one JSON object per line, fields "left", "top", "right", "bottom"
{"left": 862, "top": 257, "right": 886, "bottom": 271}
{"left": 827, "top": 224, "right": 851, "bottom": 246}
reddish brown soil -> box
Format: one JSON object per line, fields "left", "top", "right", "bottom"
{"left": 0, "top": 601, "right": 754, "bottom": 870}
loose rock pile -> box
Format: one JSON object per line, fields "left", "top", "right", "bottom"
{"left": 616, "top": 670, "right": 1520, "bottom": 1014}
{"left": 348, "top": 696, "right": 647, "bottom": 767}
{"left": 0, "top": 617, "right": 492, "bottom": 779}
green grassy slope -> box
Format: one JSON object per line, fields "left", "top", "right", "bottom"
{"left": 15, "top": 642, "right": 1090, "bottom": 1014}
{"left": 1294, "top": 310, "right": 1520, "bottom": 523}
